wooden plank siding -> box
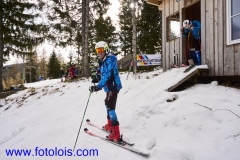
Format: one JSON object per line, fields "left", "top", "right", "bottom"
{"left": 214, "top": 0, "right": 219, "bottom": 76}
{"left": 165, "top": 0, "right": 181, "bottom": 69}
{"left": 165, "top": 0, "right": 170, "bottom": 69}
{"left": 205, "top": 0, "right": 215, "bottom": 75}
{"left": 169, "top": 40, "right": 174, "bottom": 66}
{"left": 175, "top": 2, "right": 180, "bottom": 66}
{"left": 235, "top": 45, "right": 240, "bottom": 75}
{"left": 175, "top": 38, "right": 180, "bottom": 66}
{"left": 200, "top": 0, "right": 206, "bottom": 66}
{"left": 174, "top": 0, "right": 179, "bottom": 13}
{"left": 223, "top": 2, "right": 234, "bottom": 76}
{"left": 148, "top": 0, "right": 240, "bottom": 76}
{"left": 170, "top": 0, "right": 174, "bottom": 14}
{"left": 161, "top": 0, "right": 166, "bottom": 71}
{"left": 217, "top": 0, "right": 224, "bottom": 76}
{"left": 184, "top": 0, "right": 199, "bottom": 7}
{"left": 181, "top": 0, "right": 186, "bottom": 65}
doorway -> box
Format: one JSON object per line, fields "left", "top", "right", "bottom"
{"left": 182, "top": 1, "right": 201, "bottom": 65}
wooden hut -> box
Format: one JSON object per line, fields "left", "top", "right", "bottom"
{"left": 146, "top": 0, "right": 240, "bottom": 83}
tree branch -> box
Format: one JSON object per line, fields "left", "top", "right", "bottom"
{"left": 194, "top": 103, "right": 212, "bottom": 111}
{"left": 213, "top": 109, "right": 240, "bottom": 119}
{"left": 226, "top": 133, "right": 240, "bottom": 139}
{"left": 194, "top": 103, "right": 240, "bottom": 118}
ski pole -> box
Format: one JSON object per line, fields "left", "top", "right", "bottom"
{"left": 73, "top": 91, "right": 92, "bottom": 151}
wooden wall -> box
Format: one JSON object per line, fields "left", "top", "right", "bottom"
{"left": 159, "top": 0, "right": 240, "bottom": 76}
{"left": 161, "top": 0, "right": 181, "bottom": 70}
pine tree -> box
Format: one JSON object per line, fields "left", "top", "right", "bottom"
{"left": 90, "top": 0, "right": 118, "bottom": 54}
{"left": 0, "top": 0, "right": 48, "bottom": 91}
{"left": 47, "top": 0, "right": 120, "bottom": 77}
{"left": 137, "top": 1, "right": 162, "bottom": 54}
{"left": 118, "top": 0, "right": 133, "bottom": 56}
{"left": 47, "top": 0, "right": 81, "bottom": 47}
{"left": 47, "top": 51, "right": 61, "bottom": 79}
{"left": 82, "top": 0, "right": 120, "bottom": 76}
{"left": 118, "top": 0, "right": 162, "bottom": 56}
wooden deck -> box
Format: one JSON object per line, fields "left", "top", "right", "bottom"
{"left": 167, "top": 65, "right": 209, "bottom": 92}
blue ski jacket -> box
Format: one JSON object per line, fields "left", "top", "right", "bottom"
{"left": 182, "top": 20, "right": 201, "bottom": 40}
{"left": 97, "top": 54, "right": 122, "bottom": 92}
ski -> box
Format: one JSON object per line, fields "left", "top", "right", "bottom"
{"left": 86, "top": 119, "right": 109, "bottom": 133}
{"left": 86, "top": 119, "right": 134, "bottom": 146}
{"left": 84, "top": 128, "right": 150, "bottom": 157}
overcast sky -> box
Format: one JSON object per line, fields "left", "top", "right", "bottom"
{"left": 108, "top": 0, "right": 121, "bottom": 30}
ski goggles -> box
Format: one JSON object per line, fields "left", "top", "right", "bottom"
{"left": 96, "top": 48, "right": 105, "bottom": 54}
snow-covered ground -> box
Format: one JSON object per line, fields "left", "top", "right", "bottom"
{"left": 1, "top": 66, "right": 240, "bottom": 160}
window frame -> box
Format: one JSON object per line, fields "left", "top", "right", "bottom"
{"left": 166, "top": 12, "right": 180, "bottom": 42}
{"left": 226, "top": 0, "right": 240, "bottom": 45}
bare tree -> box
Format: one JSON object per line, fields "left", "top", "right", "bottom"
{"left": 37, "top": 46, "right": 48, "bottom": 79}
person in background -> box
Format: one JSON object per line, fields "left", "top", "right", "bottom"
{"left": 65, "top": 68, "right": 69, "bottom": 79}
{"left": 181, "top": 19, "right": 201, "bottom": 50}
{"left": 69, "top": 64, "right": 75, "bottom": 79}
{"left": 74, "top": 66, "right": 78, "bottom": 77}
{"left": 39, "top": 75, "right": 43, "bottom": 81}
{"left": 60, "top": 68, "right": 64, "bottom": 78}
{"left": 89, "top": 41, "right": 123, "bottom": 143}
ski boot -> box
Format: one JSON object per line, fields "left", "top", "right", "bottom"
{"left": 103, "top": 119, "right": 112, "bottom": 132}
{"left": 108, "top": 125, "right": 122, "bottom": 142}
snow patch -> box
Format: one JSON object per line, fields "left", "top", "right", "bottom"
{"left": 146, "top": 137, "right": 156, "bottom": 150}
{"left": 211, "top": 81, "right": 218, "bottom": 86}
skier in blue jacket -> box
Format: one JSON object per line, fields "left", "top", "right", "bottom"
{"left": 89, "top": 41, "right": 122, "bottom": 142}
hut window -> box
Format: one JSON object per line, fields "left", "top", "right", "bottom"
{"left": 167, "top": 12, "right": 180, "bottom": 41}
{"left": 227, "top": 0, "right": 240, "bottom": 45}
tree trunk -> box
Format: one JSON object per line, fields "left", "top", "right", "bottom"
{"left": 0, "top": 0, "right": 4, "bottom": 92}
{"left": 132, "top": 0, "right": 137, "bottom": 77}
{"left": 81, "top": 0, "right": 86, "bottom": 77}
{"left": 83, "top": 0, "right": 90, "bottom": 77}
{"left": 77, "top": 45, "right": 81, "bottom": 76}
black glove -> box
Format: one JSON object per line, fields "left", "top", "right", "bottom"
{"left": 91, "top": 74, "right": 101, "bottom": 83}
{"left": 89, "top": 86, "right": 100, "bottom": 92}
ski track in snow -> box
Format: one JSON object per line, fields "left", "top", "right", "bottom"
{"left": 0, "top": 127, "right": 25, "bottom": 145}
